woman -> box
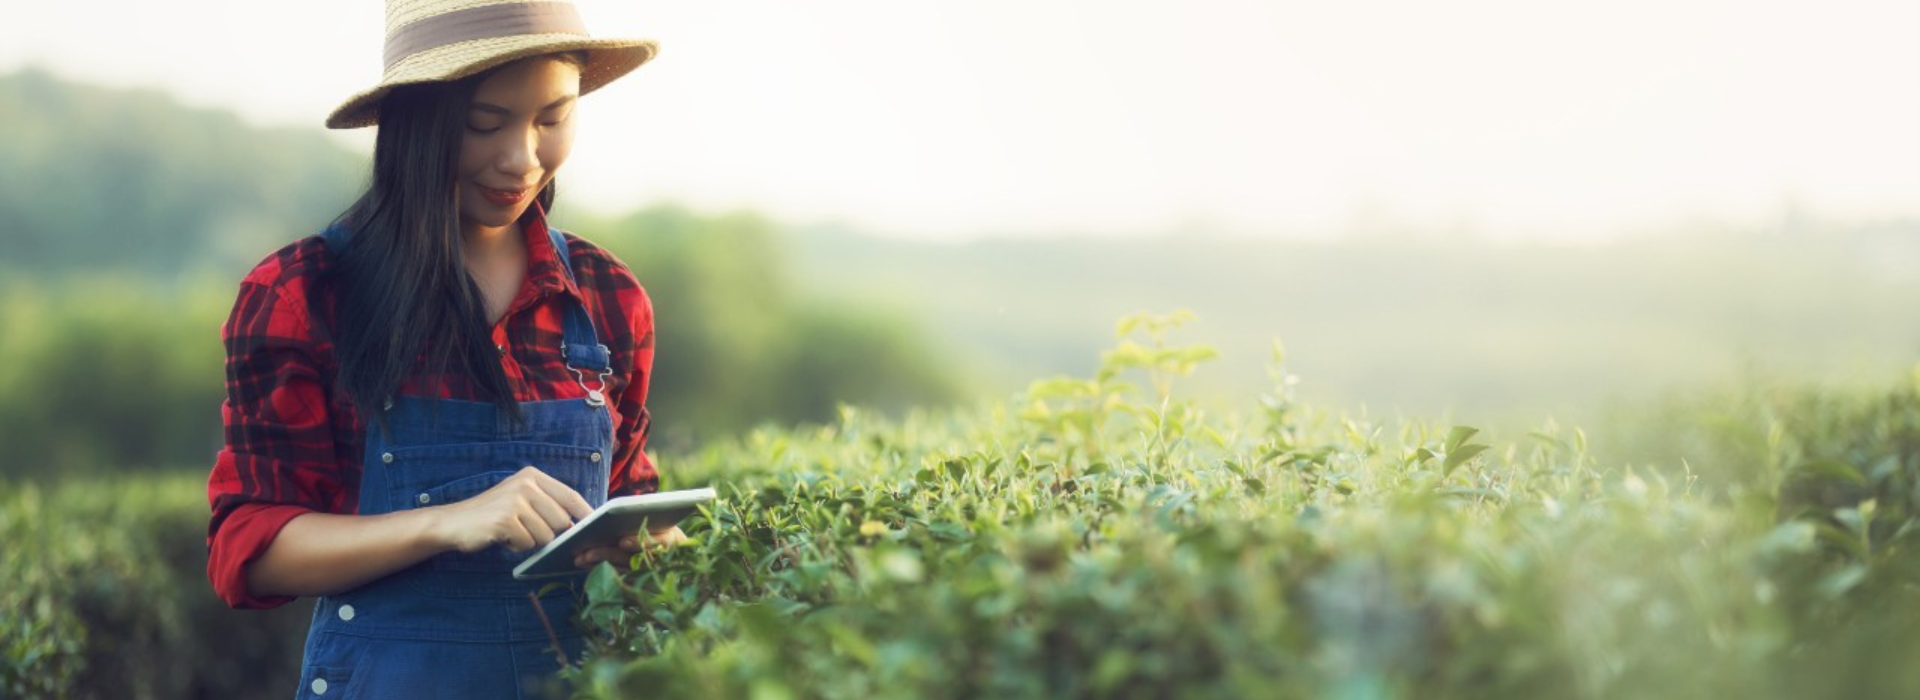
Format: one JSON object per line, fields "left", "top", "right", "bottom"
{"left": 204, "top": 1, "right": 678, "bottom": 696}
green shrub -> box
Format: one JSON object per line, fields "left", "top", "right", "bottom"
{"left": 575, "top": 204, "right": 962, "bottom": 446}
{"left": 0, "top": 277, "right": 231, "bottom": 478}
{"left": 564, "top": 317, "right": 1919, "bottom": 700}
{"left": 0, "top": 475, "right": 312, "bottom": 700}
{"left": 3, "top": 317, "right": 1913, "bottom": 699}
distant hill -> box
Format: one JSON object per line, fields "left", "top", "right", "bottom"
{"left": 3, "top": 68, "right": 1914, "bottom": 442}
{"left": 784, "top": 221, "right": 1920, "bottom": 428}
{"left": 0, "top": 68, "right": 364, "bottom": 276}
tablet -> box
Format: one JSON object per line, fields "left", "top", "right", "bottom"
{"left": 511, "top": 487, "right": 717, "bottom": 579}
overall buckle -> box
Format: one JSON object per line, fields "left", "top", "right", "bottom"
{"left": 568, "top": 365, "right": 613, "bottom": 407}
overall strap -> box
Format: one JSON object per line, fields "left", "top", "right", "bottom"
{"left": 548, "top": 227, "right": 614, "bottom": 407}
{"left": 546, "top": 227, "right": 611, "bottom": 373}
{"left": 319, "top": 222, "right": 351, "bottom": 250}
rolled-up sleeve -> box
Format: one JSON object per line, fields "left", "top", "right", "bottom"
{"left": 206, "top": 268, "right": 346, "bottom": 609}
{"left": 604, "top": 269, "right": 660, "bottom": 499}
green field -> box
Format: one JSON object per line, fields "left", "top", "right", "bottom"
{"left": 7, "top": 317, "right": 1915, "bottom": 699}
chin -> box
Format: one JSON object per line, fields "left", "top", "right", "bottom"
{"left": 461, "top": 207, "right": 520, "bottom": 231}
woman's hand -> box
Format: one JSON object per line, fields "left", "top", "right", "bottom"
{"left": 427, "top": 466, "right": 595, "bottom": 554}
{"left": 574, "top": 525, "right": 687, "bottom": 570}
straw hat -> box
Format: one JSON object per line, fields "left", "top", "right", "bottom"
{"left": 326, "top": 0, "right": 657, "bottom": 129}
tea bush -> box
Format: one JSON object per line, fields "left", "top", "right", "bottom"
{"left": 566, "top": 315, "right": 1920, "bottom": 700}
{"left": 0, "top": 475, "right": 312, "bottom": 700}
{"left": 1, "top": 314, "right": 1913, "bottom": 699}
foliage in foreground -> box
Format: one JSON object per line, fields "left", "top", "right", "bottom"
{"left": 0, "top": 475, "right": 313, "bottom": 700}
{"left": 570, "top": 315, "right": 1920, "bottom": 700}
{"left": 1, "top": 314, "right": 1913, "bottom": 699}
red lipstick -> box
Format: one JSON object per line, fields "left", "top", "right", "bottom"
{"left": 480, "top": 186, "right": 529, "bottom": 206}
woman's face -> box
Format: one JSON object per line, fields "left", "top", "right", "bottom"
{"left": 457, "top": 55, "right": 582, "bottom": 236}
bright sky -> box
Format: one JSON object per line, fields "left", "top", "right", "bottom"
{"left": 5, "top": 0, "right": 1918, "bottom": 238}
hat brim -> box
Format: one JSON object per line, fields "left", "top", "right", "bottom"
{"left": 325, "top": 35, "right": 657, "bottom": 129}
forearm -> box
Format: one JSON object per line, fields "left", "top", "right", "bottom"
{"left": 246, "top": 509, "right": 450, "bottom": 599}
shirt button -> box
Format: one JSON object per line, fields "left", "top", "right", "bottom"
{"left": 590, "top": 452, "right": 602, "bottom": 463}
{"left": 337, "top": 604, "right": 355, "bottom": 621}
{"left": 417, "top": 492, "right": 431, "bottom": 505}
{"left": 381, "top": 452, "right": 394, "bottom": 464}
{"left": 311, "top": 678, "right": 329, "bottom": 695}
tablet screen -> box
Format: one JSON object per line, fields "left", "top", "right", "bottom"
{"left": 512, "top": 487, "right": 717, "bottom": 579}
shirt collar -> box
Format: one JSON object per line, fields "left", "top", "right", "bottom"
{"left": 520, "top": 201, "right": 583, "bottom": 302}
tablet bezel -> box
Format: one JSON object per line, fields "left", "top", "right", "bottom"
{"left": 510, "top": 487, "right": 716, "bottom": 579}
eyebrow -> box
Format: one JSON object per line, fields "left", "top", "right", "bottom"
{"left": 470, "top": 94, "right": 577, "bottom": 115}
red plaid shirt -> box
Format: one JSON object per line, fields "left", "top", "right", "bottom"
{"left": 206, "top": 206, "right": 658, "bottom": 609}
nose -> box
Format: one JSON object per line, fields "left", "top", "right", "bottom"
{"left": 496, "top": 127, "right": 538, "bottom": 179}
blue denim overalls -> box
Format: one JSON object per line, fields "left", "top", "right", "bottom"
{"left": 295, "top": 225, "right": 615, "bottom": 699}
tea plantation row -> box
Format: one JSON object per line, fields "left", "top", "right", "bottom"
{"left": 4, "top": 323, "right": 1916, "bottom": 698}
{"left": 566, "top": 334, "right": 1919, "bottom": 699}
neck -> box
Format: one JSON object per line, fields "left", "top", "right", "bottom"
{"left": 461, "top": 218, "right": 523, "bottom": 261}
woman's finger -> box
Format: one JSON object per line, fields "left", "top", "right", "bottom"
{"left": 516, "top": 509, "right": 556, "bottom": 550}
{"left": 521, "top": 486, "right": 575, "bottom": 537}
{"left": 646, "top": 526, "right": 687, "bottom": 548}
{"left": 574, "top": 546, "right": 635, "bottom": 570}
{"left": 526, "top": 467, "right": 595, "bottom": 520}
{"left": 502, "top": 517, "right": 537, "bottom": 552}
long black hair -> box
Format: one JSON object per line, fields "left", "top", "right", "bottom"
{"left": 320, "top": 59, "right": 569, "bottom": 425}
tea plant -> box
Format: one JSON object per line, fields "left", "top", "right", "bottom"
{"left": 2, "top": 315, "right": 1913, "bottom": 699}
{"left": 563, "top": 316, "right": 1920, "bottom": 699}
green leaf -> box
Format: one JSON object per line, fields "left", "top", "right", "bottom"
{"left": 1444, "top": 444, "right": 1491, "bottom": 476}
{"left": 1812, "top": 522, "right": 1869, "bottom": 562}
{"left": 1753, "top": 521, "right": 1815, "bottom": 559}
{"left": 1092, "top": 649, "right": 1133, "bottom": 692}
{"left": 1100, "top": 341, "right": 1154, "bottom": 370}
{"left": 1172, "top": 345, "right": 1220, "bottom": 365}
{"left": 1817, "top": 563, "right": 1869, "bottom": 599}
{"left": 825, "top": 621, "right": 879, "bottom": 667}
{"left": 750, "top": 679, "right": 796, "bottom": 700}
{"left": 1527, "top": 430, "right": 1568, "bottom": 451}
{"left": 1446, "top": 426, "right": 1481, "bottom": 453}
{"left": 585, "top": 562, "right": 621, "bottom": 607}
{"left": 1793, "top": 459, "right": 1868, "bottom": 486}
{"left": 1026, "top": 376, "right": 1095, "bottom": 400}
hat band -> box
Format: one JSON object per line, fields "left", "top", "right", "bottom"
{"left": 383, "top": 2, "right": 588, "bottom": 70}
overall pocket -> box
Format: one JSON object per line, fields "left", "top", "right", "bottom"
{"left": 298, "top": 665, "right": 354, "bottom": 700}
{"left": 418, "top": 469, "right": 523, "bottom": 572}
{"left": 297, "top": 630, "right": 365, "bottom": 700}
{"left": 383, "top": 442, "right": 610, "bottom": 575}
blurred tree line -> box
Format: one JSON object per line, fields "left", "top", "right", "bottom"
{"left": 0, "top": 69, "right": 958, "bottom": 479}
{"left": 570, "top": 206, "right": 959, "bottom": 448}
